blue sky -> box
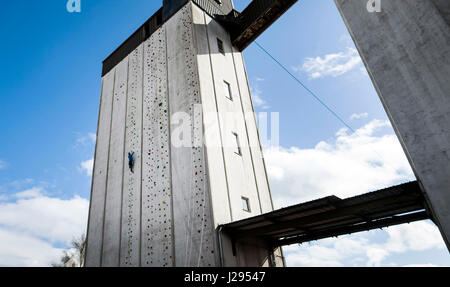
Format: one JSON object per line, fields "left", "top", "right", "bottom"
{"left": 0, "top": 0, "right": 448, "bottom": 266}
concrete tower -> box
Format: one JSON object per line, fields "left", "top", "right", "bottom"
{"left": 85, "top": 0, "right": 283, "bottom": 267}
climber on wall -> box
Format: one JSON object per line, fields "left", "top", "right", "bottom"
{"left": 128, "top": 152, "right": 135, "bottom": 173}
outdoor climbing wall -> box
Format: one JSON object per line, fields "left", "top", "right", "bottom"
{"left": 85, "top": 67, "right": 115, "bottom": 267}
{"left": 141, "top": 26, "right": 174, "bottom": 267}
{"left": 120, "top": 45, "right": 143, "bottom": 267}
{"left": 102, "top": 57, "right": 129, "bottom": 266}
{"left": 191, "top": 2, "right": 233, "bottom": 228}
{"left": 86, "top": 1, "right": 278, "bottom": 267}
{"left": 166, "top": 3, "right": 217, "bottom": 267}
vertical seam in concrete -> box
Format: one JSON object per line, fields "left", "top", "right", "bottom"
{"left": 203, "top": 11, "right": 234, "bottom": 222}
{"left": 187, "top": 4, "right": 197, "bottom": 265}
{"left": 118, "top": 57, "right": 130, "bottom": 266}
{"left": 85, "top": 76, "right": 104, "bottom": 265}
{"left": 165, "top": 25, "right": 176, "bottom": 267}
{"left": 231, "top": 48, "right": 263, "bottom": 215}
{"left": 139, "top": 42, "right": 145, "bottom": 268}
{"left": 100, "top": 68, "right": 117, "bottom": 266}
{"left": 240, "top": 52, "right": 275, "bottom": 211}
{"left": 190, "top": 4, "right": 212, "bottom": 266}
{"left": 187, "top": 6, "right": 194, "bottom": 266}
{"left": 191, "top": 4, "right": 221, "bottom": 267}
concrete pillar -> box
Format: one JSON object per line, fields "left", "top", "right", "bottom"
{"left": 334, "top": 0, "right": 450, "bottom": 250}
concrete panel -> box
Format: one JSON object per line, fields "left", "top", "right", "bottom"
{"left": 335, "top": 0, "right": 450, "bottom": 249}
{"left": 231, "top": 49, "right": 274, "bottom": 213}
{"left": 120, "top": 45, "right": 143, "bottom": 267}
{"left": 141, "top": 26, "right": 174, "bottom": 267}
{"left": 102, "top": 57, "right": 129, "bottom": 266}
{"left": 85, "top": 69, "right": 115, "bottom": 267}
{"left": 202, "top": 11, "right": 261, "bottom": 221}
{"left": 192, "top": 3, "right": 233, "bottom": 227}
{"left": 166, "top": 3, "right": 217, "bottom": 266}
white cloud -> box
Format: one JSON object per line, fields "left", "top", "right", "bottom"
{"left": 0, "top": 228, "right": 64, "bottom": 267}
{"left": 366, "top": 247, "right": 389, "bottom": 266}
{"left": 14, "top": 187, "right": 43, "bottom": 199}
{"left": 4, "top": 178, "right": 34, "bottom": 190}
{"left": 265, "top": 119, "right": 414, "bottom": 208}
{"left": 0, "top": 188, "right": 89, "bottom": 266}
{"left": 282, "top": 221, "right": 447, "bottom": 267}
{"left": 88, "top": 133, "right": 96, "bottom": 144}
{"left": 283, "top": 243, "right": 344, "bottom": 267}
{"left": 80, "top": 158, "right": 94, "bottom": 177}
{"left": 350, "top": 112, "right": 369, "bottom": 120}
{"left": 253, "top": 94, "right": 266, "bottom": 107}
{"left": 250, "top": 77, "right": 270, "bottom": 110}
{"left": 74, "top": 132, "right": 95, "bottom": 176}
{"left": 299, "top": 47, "right": 363, "bottom": 79}
{"left": 74, "top": 132, "right": 97, "bottom": 149}
{"left": 283, "top": 235, "right": 373, "bottom": 267}
{"left": 264, "top": 119, "right": 448, "bottom": 266}
{"left": 384, "top": 221, "right": 445, "bottom": 253}
{"left": 0, "top": 191, "right": 89, "bottom": 244}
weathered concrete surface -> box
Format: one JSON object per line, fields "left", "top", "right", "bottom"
{"left": 192, "top": 3, "right": 233, "bottom": 229}
{"left": 120, "top": 45, "right": 143, "bottom": 267}
{"left": 192, "top": 2, "right": 283, "bottom": 266}
{"left": 85, "top": 66, "right": 115, "bottom": 267}
{"left": 334, "top": 0, "right": 450, "bottom": 249}
{"left": 141, "top": 26, "right": 174, "bottom": 267}
{"left": 86, "top": 1, "right": 281, "bottom": 266}
{"left": 201, "top": 9, "right": 262, "bottom": 222}
{"left": 102, "top": 57, "right": 129, "bottom": 266}
{"left": 231, "top": 48, "right": 275, "bottom": 214}
{"left": 167, "top": 4, "right": 217, "bottom": 267}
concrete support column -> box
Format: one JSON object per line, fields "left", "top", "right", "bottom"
{"left": 334, "top": 0, "right": 450, "bottom": 250}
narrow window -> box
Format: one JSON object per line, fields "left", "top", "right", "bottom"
{"left": 232, "top": 132, "right": 241, "bottom": 155}
{"left": 242, "top": 197, "right": 251, "bottom": 212}
{"left": 224, "top": 80, "right": 232, "bottom": 100}
{"left": 217, "top": 38, "right": 225, "bottom": 55}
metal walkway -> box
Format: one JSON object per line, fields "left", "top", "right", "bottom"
{"left": 217, "top": 0, "right": 299, "bottom": 50}
{"left": 223, "top": 181, "right": 431, "bottom": 247}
